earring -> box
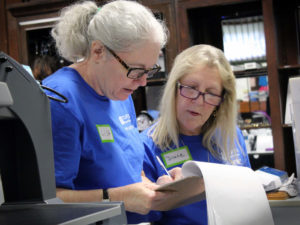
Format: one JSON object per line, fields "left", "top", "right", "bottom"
{"left": 212, "top": 110, "right": 217, "bottom": 118}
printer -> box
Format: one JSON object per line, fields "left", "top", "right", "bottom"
{"left": 0, "top": 51, "right": 127, "bottom": 225}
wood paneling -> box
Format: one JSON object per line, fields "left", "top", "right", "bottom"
{"left": 140, "top": 0, "right": 178, "bottom": 73}
{"left": 0, "top": 0, "right": 8, "bottom": 53}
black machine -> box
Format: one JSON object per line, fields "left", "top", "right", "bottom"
{"left": 0, "top": 51, "right": 127, "bottom": 224}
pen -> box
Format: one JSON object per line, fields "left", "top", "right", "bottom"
{"left": 156, "top": 156, "right": 171, "bottom": 177}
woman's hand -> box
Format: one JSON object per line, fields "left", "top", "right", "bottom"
{"left": 169, "top": 167, "right": 183, "bottom": 180}
{"left": 156, "top": 167, "right": 182, "bottom": 185}
{"left": 108, "top": 181, "right": 172, "bottom": 214}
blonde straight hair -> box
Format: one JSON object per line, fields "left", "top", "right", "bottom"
{"left": 151, "top": 44, "right": 238, "bottom": 163}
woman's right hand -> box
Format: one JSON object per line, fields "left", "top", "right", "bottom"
{"left": 108, "top": 181, "right": 173, "bottom": 214}
{"left": 156, "top": 167, "right": 182, "bottom": 185}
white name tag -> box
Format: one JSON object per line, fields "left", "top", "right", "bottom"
{"left": 96, "top": 124, "right": 114, "bottom": 143}
{"left": 161, "top": 146, "right": 192, "bottom": 168}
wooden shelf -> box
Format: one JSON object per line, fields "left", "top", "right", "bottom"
{"left": 239, "top": 101, "right": 267, "bottom": 113}
{"left": 240, "top": 124, "right": 271, "bottom": 130}
{"left": 278, "top": 64, "right": 300, "bottom": 70}
{"left": 282, "top": 124, "right": 292, "bottom": 128}
{"left": 146, "top": 78, "right": 166, "bottom": 86}
{"left": 7, "top": 0, "right": 67, "bottom": 17}
{"left": 248, "top": 151, "right": 274, "bottom": 155}
{"left": 278, "top": 65, "right": 300, "bottom": 76}
{"left": 234, "top": 68, "right": 268, "bottom": 78}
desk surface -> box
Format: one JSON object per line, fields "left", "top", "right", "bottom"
{"left": 0, "top": 202, "right": 126, "bottom": 225}
{"left": 269, "top": 196, "right": 300, "bottom": 225}
{"left": 269, "top": 196, "right": 300, "bottom": 207}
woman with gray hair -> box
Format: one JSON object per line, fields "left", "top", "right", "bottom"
{"left": 141, "top": 44, "right": 251, "bottom": 225}
{"left": 43, "top": 0, "right": 179, "bottom": 223}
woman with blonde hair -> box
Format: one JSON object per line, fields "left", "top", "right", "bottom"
{"left": 141, "top": 44, "right": 251, "bottom": 225}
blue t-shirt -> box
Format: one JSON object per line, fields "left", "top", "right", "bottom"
{"left": 141, "top": 125, "right": 251, "bottom": 225}
{"left": 43, "top": 67, "right": 146, "bottom": 223}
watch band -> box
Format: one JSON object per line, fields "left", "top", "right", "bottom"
{"left": 102, "top": 189, "right": 110, "bottom": 202}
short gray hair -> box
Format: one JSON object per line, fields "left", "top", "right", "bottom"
{"left": 52, "top": 0, "right": 168, "bottom": 62}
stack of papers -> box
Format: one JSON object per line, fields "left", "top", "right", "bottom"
{"left": 156, "top": 161, "right": 274, "bottom": 225}
{"left": 255, "top": 166, "right": 288, "bottom": 192}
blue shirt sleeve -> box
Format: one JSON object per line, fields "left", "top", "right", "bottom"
{"left": 48, "top": 99, "right": 82, "bottom": 189}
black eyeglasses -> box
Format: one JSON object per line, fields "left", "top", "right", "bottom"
{"left": 105, "top": 46, "right": 161, "bottom": 80}
{"left": 177, "top": 82, "right": 223, "bottom": 106}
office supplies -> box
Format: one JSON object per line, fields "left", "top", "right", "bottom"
{"left": 267, "top": 173, "right": 298, "bottom": 200}
{"left": 156, "top": 156, "right": 171, "bottom": 176}
{"left": 255, "top": 167, "right": 287, "bottom": 192}
{"left": 258, "top": 166, "right": 288, "bottom": 182}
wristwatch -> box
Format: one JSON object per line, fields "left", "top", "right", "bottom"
{"left": 102, "top": 189, "right": 110, "bottom": 202}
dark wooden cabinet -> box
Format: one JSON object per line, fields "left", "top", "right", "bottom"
{"left": 176, "top": 0, "right": 300, "bottom": 174}
{"left": 176, "top": 0, "right": 263, "bottom": 51}
{"left": 263, "top": 0, "right": 300, "bottom": 174}
{"left": 0, "top": 0, "right": 8, "bottom": 53}
{"left": 140, "top": 0, "right": 178, "bottom": 74}
{"left": 1, "top": 0, "right": 299, "bottom": 174}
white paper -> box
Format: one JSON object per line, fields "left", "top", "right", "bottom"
{"left": 289, "top": 77, "right": 300, "bottom": 179}
{"left": 236, "top": 78, "right": 250, "bottom": 101}
{"left": 182, "top": 161, "right": 274, "bottom": 225}
{"left": 256, "top": 135, "right": 273, "bottom": 152}
{"left": 255, "top": 170, "right": 282, "bottom": 191}
{"left": 285, "top": 82, "right": 292, "bottom": 125}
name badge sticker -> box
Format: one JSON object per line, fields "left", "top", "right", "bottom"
{"left": 96, "top": 124, "right": 114, "bottom": 143}
{"left": 161, "top": 146, "right": 192, "bottom": 168}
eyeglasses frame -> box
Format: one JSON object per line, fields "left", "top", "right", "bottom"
{"left": 177, "top": 82, "right": 223, "bottom": 106}
{"left": 105, "top": 46, "right": 161, "bottom": 80}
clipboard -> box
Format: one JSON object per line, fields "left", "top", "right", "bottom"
{"left": 155, "top": 176, "right": 205, "bottom": 210}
